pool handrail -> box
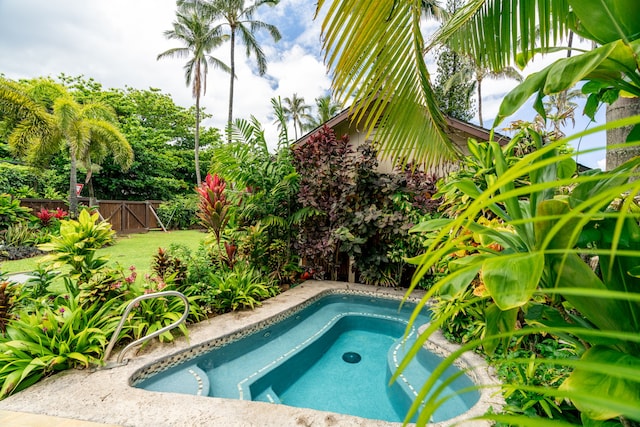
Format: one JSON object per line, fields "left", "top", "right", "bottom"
{"left": 102, "top": 290, "right": 190, "bottom": 366}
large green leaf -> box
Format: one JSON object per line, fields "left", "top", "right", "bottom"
{"left": 569, "top": 0, "right": 640, "bottom": 44}
{"left": 494, "top": 40, "right": 632, "bottom": 126}
{"left": 551, "top": 253, "right": 634, "bottom": 338}
{"left": 534, "top": 199, "right": 582, "bottom": 250}
{"left": 483, "top": 303, "right": 519, "bottom": 354}
{"left": 560, "top": 345, "right": 640, "bottom": 421}
{"left": 494, "top": 68, "right": 550, "bottom": 127}
{"left": 482, "top": 252, "right": 544, "bottom": 310}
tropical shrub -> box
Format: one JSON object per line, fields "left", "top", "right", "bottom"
{"left": 0, "top": 193, "right": 31, "bottom": 231}
{"left": 196, "top": 173, "right": 231, "bottom": 248}
{"left": 77, "top": 266, "right": 132, "bottom": 308}
{"left": 38, "top": 210, "right": 115, "bottom": 283}
{"left": 292, "top": 125, "right": 353, "bottom": 280}
{"left": 403, "top": 127, "right": 640, "bottom": 425}
{"left": 0, "top": 277, "right": 14, "bottom": 334}
{"left": 211, "top": 114, "right": 302, "bottom": 286}
{"left": 0, "top": 296, "right": 121, "bottom": 399}
{"left": 293, "top": 127, "right": 440, "bottom": 285}
{"left": 156, "top": 195, "right": 199, "bottom": 230}
{"left": 34, "top": 207, "right": 68, "bottom": 231}
{"left": 203, "top": 263, "right": 279, "bottom": 314}
{"left": 126, "top": 274, "right": 203, "bottom": 343}
{"left": 10, "top": 265, "right": 57, "bottom": 311}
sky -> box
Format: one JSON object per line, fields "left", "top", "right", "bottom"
{"left": 0, "top": 0, "right": 607, "bottom": 168}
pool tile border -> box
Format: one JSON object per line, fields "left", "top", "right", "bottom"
{"left": 130, "top": 288, "right": 421, "bottom": 386}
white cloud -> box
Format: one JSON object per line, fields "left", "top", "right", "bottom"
{"left": 597, "top": 158, "right": 607, "bottom": 170}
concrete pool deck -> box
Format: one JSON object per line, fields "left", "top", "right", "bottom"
{"left": 0, "top": 281, "right": 502, "bottom": 426}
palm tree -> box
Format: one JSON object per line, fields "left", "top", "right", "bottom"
{"left": 158, "top": 7, "right": 230, "bottom": 185}
{"left": 420, "top": 0, "right": 447, "bottom": 21}
{"left": 0, "top": 78, "right": 133, "bottom": 216}
{"left": 180, "top": 0, "right": 281, "bottom": 131}
{"left": 305, "top": 95, "right": 341, "bottom": 130}
{"left": 283, "top": 93, "right": 311, "bottom": 140}
{"left": 443, "top": 58, "right": 522, "bottom": 127}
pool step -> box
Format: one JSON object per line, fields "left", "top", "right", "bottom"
{"left": 139, "top": 364, "right": 209, "bottom": 397}
{"left": 388, "top": 336, "right": 479, "bottom": 423}
{"left": 252, "top": 386, "right": 282, "bottom": 404}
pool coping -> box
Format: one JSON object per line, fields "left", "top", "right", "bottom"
{"left": 0, "top": 281, "right": 503, "bottom": 426}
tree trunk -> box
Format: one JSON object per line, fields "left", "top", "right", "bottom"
{"left": 477, "top": 76, "right": 483, "bottom": 128}
{"left": 606, "top": 97, "right": 640, "bottom": 171}
{"left": 69, "top": 150, "right": 78, "bottom": 217}
{"left": 85, "top": 168, "right": 98, "bottom": 207}
{"left": 195, "top": 91, "right": 202, "bottom": 186}
{"left": 227, "top": 27, "right": 236, "bottom": 142}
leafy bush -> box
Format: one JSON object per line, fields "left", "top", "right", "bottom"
{"left": 406, "top": 131, "right": 640, "bottom": 424}
{"left": 151, "top": 247, "right": 187, "bottom": 288}
{"left": 211, "top": 116, "right": 303, "bottom": 286}
{"left": 0, "top": 163, "right": 64, "bottom": 199}
{"left": 203, "top": 263, "right": 279, "bottom": 313}
{"left": 34, "top": 207, "right": 68, "bottom": 230}
{"left": 0, "top": 297, "right": 121, "bottom": 399}
{"left": 2, "top": 222, "right": 37, "bottom": 246}
{"left": 0, "top": 193, "right": 31, "bottom": 231}
{"left": 293, "top": 127, "right": 440, "bottom": 285}
{"left": 292, "top": 125, "right": 355, "bottom": 279}
{"left": 38, "top": 210, "right": 115, "bottom": 283}
{"left": 156, "top": 195, "right": 198, "bottom": 230}
{"left": 0, "top": 278, "right": 15, "bottom": 334}
{"left": 78, "top": 266, "right": 132, "bottom": 308}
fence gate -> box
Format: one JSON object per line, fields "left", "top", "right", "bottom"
{"left": 20, "top": 198, "right": 166, "bottom": 234}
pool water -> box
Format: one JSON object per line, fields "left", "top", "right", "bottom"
{"left": 272, "top": 319, "right": 406, "bottom": 421}
{"left": 134, "top": 293, "right": 479, "bottom": 423}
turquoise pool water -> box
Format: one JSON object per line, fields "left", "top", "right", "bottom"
{"left": 134, "top": 293, "right": 479, "bottom": 423}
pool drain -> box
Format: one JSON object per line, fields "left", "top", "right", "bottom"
{"left": 342, "top": 352, "right": 361, "bottom": 363}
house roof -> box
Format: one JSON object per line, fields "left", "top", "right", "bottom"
{"left": 293, "top": 106, "right": 510, "bottom": 149}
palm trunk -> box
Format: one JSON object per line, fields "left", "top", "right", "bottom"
{"left": 477, "top": 76, "right": 483, "bottom": 128}
{"left": 69, "top": 149, "right": 78, "bottom": 217}
{"left": 606, "top": 97, "right": 640, "bottom": 171}
{"left": 85, "top": 168, "right": 98, "bottom": 207}
{"left": 227, "top": 27, "right": 236, "bottom": 143}
{"left": 195, "top": 92, "right": 202, "bottom": 186}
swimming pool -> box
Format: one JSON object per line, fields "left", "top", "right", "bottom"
{"left": 132, "top": 291, "right": 480, "bottom": 423}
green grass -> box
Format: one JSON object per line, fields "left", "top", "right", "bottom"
{"left": 1, "top": 230, "right": 208, "bottom": 277}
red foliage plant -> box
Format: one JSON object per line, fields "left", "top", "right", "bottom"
{"left": 196, "top": 173, "right": 231, "bottom": 246}
{"left": 35, "top": 207, "right": 68, "bottom": 227}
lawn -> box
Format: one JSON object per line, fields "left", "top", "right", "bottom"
{"left": 1, "top": 230, "right": 207, "bottom": 277}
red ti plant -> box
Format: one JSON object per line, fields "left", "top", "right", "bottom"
{"left": 196, "top": 173, "right": 231, "bottom": 247}
{"left": 35, "top": 208, "right": 54, "bottom": 227}
{"left": 35, "top": 207, "right": 68, "bottom": 228}
{"left": 53, "top": 208, "right": 68, "bottom": 220}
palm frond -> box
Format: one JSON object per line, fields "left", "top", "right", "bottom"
{"left": 318, "top": 0, "right": 459, "bottom": 168}
{"left": 433, "top": 0, "right": 572, "bottom": 70}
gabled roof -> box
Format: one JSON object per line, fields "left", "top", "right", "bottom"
{"left": 293, "top": 106, "right": 510, "bottom": 149}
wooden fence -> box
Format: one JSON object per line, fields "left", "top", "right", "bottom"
{"left": 20, "top": 198, "right": 165, "bottom": 234}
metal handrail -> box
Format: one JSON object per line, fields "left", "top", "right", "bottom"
{"left": 103, "top": 290, "right": 190, "bottom": 366}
